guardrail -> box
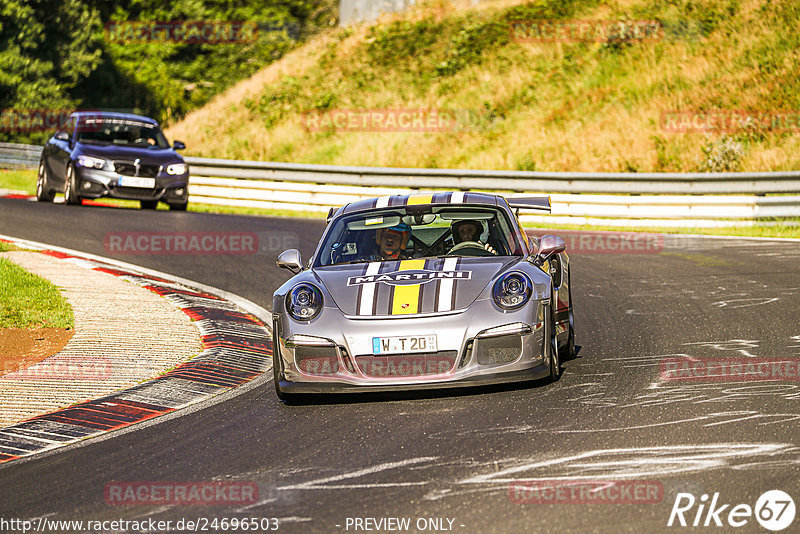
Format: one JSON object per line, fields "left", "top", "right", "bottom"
{"left": 184, "top": 156, "right": 800, "bottom": 227}
{"left": 0, "top": 142, "right": 41, "bottom": 169}
{"left": 3, "top": 143, "right": 799, "bottom": 227}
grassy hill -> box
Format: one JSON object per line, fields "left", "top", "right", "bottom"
{"left": 166, "top": 0, "right": 800, "bottom": 173}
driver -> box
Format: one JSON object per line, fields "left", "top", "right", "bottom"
{"left": 369, "top": 222, "right": 411, "bottom": 261}
{"left": 450, "top": 220, "right": 497, "bottom": 254}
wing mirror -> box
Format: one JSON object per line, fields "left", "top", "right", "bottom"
{"left": 276, "top": 249, "right": 303, "bottom": 274}
{"left": 173, "top": 140, "right": 186, "bottom": 150}
{"left": 531, "top": 235, "right": 566, "bottom": 266}
{"left": 54, "top": 131, "right": 69, "bottom": 141}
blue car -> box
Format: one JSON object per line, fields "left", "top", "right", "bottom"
{"left": 37, "top": 111, "right": 189, "bottom": 210}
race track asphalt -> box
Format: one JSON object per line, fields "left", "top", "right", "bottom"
{"left": 1, "top": 197, "right": 799, "bottom": 533}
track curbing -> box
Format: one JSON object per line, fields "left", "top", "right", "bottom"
{"left": 0, "top": 235, "right": 273, "bottom": 465}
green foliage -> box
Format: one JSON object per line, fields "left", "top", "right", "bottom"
{"left": 697, "top": 135, "right": 745, "bottom": 172}
{"left": 515, "top": 153, "right": 537, "bottom": 171}
{"left": 503, "top": 0, "right": 597, "bottom": 20}
{"left": 435, "top": 18, "right": 510, "bottom": 77}
{"left": 249, "top": 76, "right": 303, "bottom": 128}
{"left": 0, "top": 0, "right": 336, "bottom": 143}
{"left": 367, "top": 19, "right": 441, "bottom": 68}
{"left": 635, "top": 0, "right": 740, "bottom": 40}
{"left": 653, "top": 135, "right": 681, "bottom": 172}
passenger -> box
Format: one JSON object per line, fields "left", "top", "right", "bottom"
{"left": 450, "top": 219, "right": 497, "bottom": 254}
{"left": 369, "top": 223, "right": 411, "bottom": 261}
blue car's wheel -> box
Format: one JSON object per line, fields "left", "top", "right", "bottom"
{"left": 36, "top": 160, "right": 55, "bottom": 202}
{"left": 64, "top": 164, "right": 81, "bottom": 205}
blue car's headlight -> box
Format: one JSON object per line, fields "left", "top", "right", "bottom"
{"left": 76, "top": 155, "right": 105, "bottom": 169}
{"left": 166, "top": 163, "right": 187, "bottom": 175}
{"left": 493, "top": 272, "right": 532, "bottom": 310}
{"left": 286, "top": 283, "right": 323, "bottom": 321}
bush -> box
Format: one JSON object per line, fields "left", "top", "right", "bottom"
{"left": 698, "top": 135, "right": 745, "bottom": 172}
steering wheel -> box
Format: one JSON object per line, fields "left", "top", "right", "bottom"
{"left": 446, "top": 241, "right": 495, "bottom": 256}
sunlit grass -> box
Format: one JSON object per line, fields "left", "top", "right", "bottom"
{"left": 0, "top": 257, "right": 74, "bottom": 329}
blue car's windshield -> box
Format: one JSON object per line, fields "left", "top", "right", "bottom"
{"left": 76, "top": 118, "right": 170, "bottom": 149}
{"left": 315, "top": 205, "right": 523, "bottom": 267}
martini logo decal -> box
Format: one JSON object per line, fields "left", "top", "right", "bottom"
{"left": 347, "top": 269, "right": 472, "bottom": 287}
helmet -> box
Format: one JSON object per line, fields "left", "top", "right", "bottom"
{"left": 377, "top": 222, "right": 411, "bottom": 249}
{"left": 452, "top": 219, "right": 482, "bottom": 244}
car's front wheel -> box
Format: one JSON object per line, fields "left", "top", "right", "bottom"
{"left": 548, "top": 296, "right": 561, "bottom": 382}
{"left": 560, "top": 272, "right": 576, "bottom": 361}
{"left": 64, "top": 164, "right": 80, "bottom": 205}
{"left": 140, "top": 200, "right": 159, "bottom": 209}
{"left": 36, "top": 160, "right": 55, "bottom": 202}
{"left": 168, "top": 202, "right": 187, "bottom": 211}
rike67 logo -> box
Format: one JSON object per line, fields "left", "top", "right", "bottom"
{"left": 668, "top": 490, "right": 795, "bottom": 531}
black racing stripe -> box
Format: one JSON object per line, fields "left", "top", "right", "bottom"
{"left": 433, "top": 258, "right": 442, "bottom": 311}
{"left": 389, "top": 195, "right": 405, "bottom": 207}
{"left": 380, "top": 261, "right": 396, "bottom": 316}
{"left": 418, "top": 259, "right": 430, "bottom": 312}
{"left": 355, "top": 263, "right": 369, "bottom": 315}
{"left": 451, "top": 257, "right": 460, "bottom": 310}
{"left": 431, "top": 192, "right": 448, "bottom": 204}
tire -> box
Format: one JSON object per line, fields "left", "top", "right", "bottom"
{"left": 548, "top": 296, "right": 561, "bottom": 382}
{"left": 64, "top": 164, "right": 80, "bottom": 205}
{"left": 36, "top": 160, "right": 55, "bottom": 202}
{"left": 168, "top": 202, "right": 187, "bottom": 211}
{"left": 560, "top": 272, "right": 577, "bottom": 361}
{"left": 140, "top": 200, "right": 159, "bottom": 209}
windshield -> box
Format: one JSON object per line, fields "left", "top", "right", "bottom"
{"left": 75, "top": 118, "right": 170, "bottom": 148}
{"left": 314, "top": 205, "right": 523, "bottom": 267}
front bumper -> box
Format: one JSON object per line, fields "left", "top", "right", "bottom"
{"left": 273, "top": 299, "right": 551, "bottom": 393}
{"left": 73, "top": 167, "right": 189, "bottom": 203}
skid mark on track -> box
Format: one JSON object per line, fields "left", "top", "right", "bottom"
{"left": 683, "top": 339, "right": 760, "bottom": 357}
{"left": 712, "top": 297, "right": 780, "bottom": 309}
{"left": 264, "top": 444, "right": 800, "bottom": 503}
{"left": 276, "top": 457, "right": 438, "bottom": 491}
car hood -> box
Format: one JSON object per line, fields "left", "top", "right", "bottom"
{"left": 76, "top": 143, "right": 183, "bottom": 165}
{"left": 314, "top": 256, "right": 519, "bottom": 317}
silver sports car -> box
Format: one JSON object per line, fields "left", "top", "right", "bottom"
{"left": 272, "top": 192, "right": 574, "bottom": 399}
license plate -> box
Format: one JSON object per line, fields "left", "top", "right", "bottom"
{"left": 372, "top": 335, "right": 437, "bottom": 355}
{"left": 118, "top": 176, "right": 155, "bottom": 188}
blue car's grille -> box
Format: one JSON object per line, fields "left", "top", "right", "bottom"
{"left": 114, "top": 162, "right": 160, "bottom": 177}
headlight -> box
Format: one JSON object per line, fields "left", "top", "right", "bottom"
{"left": 286, "top": 283, "right": 323, "bottom": 321}
{"left": 166, "top": 163, "right": 187, "bottom": 175}
{"left": 492, "top": 272, "right": 532, "bottom": 310}
{"left": 76, "top": 155, "right": 105, "bottom": 169}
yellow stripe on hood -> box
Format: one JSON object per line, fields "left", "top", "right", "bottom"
{"left": 391, "top": 259, "right": 426, "bottom": 315}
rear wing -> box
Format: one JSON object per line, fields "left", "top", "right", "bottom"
{"left": 507, "top": 196, "right": 551, "bottom": 212}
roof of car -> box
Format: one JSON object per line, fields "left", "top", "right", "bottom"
{"left": 71, "top": 111, "right": 159, "bottom": 126}
{"left": 337, "top": 192, "right": 502, "bottom": 217}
